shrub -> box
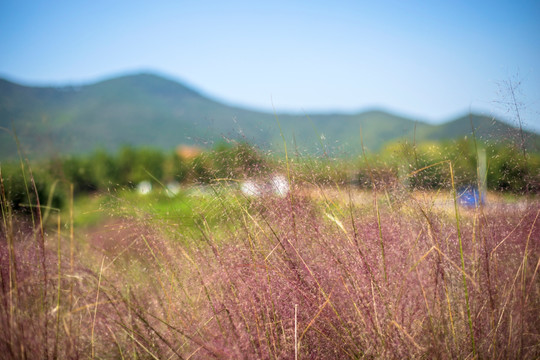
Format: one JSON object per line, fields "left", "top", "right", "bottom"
{"left": 0, "top": 162, "right": 64, "bottom": 213}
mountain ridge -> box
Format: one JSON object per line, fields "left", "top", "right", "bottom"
{"left": 1, "top": 72, "right": 538, "bottom": 158}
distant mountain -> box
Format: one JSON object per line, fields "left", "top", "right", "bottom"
{"left": 1, "top": 72, "right": 538, "bottom": 158}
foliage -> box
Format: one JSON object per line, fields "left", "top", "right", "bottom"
{"left": 1, "top": 140, "right": 538, "bottom": 218}
{"left": 374, "top": 138, "right": 540, "bottom": 193}
{"left": 211, "top": 141, "right": 268, "bottom": 179}
{"left": 0, "top": 162, "right": 65, "bottom": 213}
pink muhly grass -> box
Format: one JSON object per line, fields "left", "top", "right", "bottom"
{"left": 1, "top": 163, "right": 539, "bottom": 359}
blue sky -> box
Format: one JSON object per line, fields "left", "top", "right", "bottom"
{"left": 1, "top": 0, "right": 539, "bottom": 130}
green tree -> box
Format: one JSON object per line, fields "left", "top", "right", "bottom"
{"left": 164, "top": 151, "right": 189, "bottom": 183}
{"left": 129, "top": 147, "right": 165, "bottom": 184}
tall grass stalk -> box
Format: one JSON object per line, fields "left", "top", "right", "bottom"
{"left": 0, "top": 165, "right": 18, "bottom": 358}
{"left": 294, "top": 303, "right": 298, "bottom": 360}
{"left": 449, "top": 161, "right": 476, "bottom": 357}
{"left": 360, "top": 128, "right": 388, "bottom": 287}
{"left": 53, "top": 215, "right": 61, "bottom": 360}
{"left": 14, "top": 129, "right": 50, "bottom": 358}
{"left": 375, "top": 200, "right": 387, "bottom": 283}
{"left": 91, "top": 256, "right": 105, "bottom": 359}
{"left": 520, "top": 209, "right": 539, "bottom": 357}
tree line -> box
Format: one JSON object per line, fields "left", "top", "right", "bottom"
{"left": 1, "top": 139, "right": 538, "bottom": 212}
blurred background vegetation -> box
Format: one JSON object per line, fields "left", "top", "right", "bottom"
{"left": 1, "top": 138, "right": 538, "bottom": 214}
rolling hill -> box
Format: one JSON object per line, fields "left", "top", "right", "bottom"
{"left": 1, "top": 72, "right": 538, "bottom": 159}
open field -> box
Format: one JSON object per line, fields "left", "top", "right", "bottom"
{"left": 3, "top": 1, "right": 540, "bottom": 358}
{"left": 1, "top": 175, "right": 539, "bottom": 359}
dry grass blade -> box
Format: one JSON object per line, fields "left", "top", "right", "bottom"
{"left": 91, "top": 256, "right": 105, "bottom": 360}
{"left": 390, "top": 320, "right": 426, "bottom": 351}
{"left": 298, "top": 294, "right": 332, "bottom": 345}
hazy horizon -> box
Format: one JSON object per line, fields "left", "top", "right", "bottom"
{"left": 0, "top": 69, "right": 531, "bottom": 131}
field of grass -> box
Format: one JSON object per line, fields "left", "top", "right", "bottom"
{"left": 1, "top": 160, "right": 540, "bottom": 359}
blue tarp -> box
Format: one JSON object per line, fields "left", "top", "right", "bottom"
{"left": 458, "top": 186, "right": 485, "bottom": 208}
